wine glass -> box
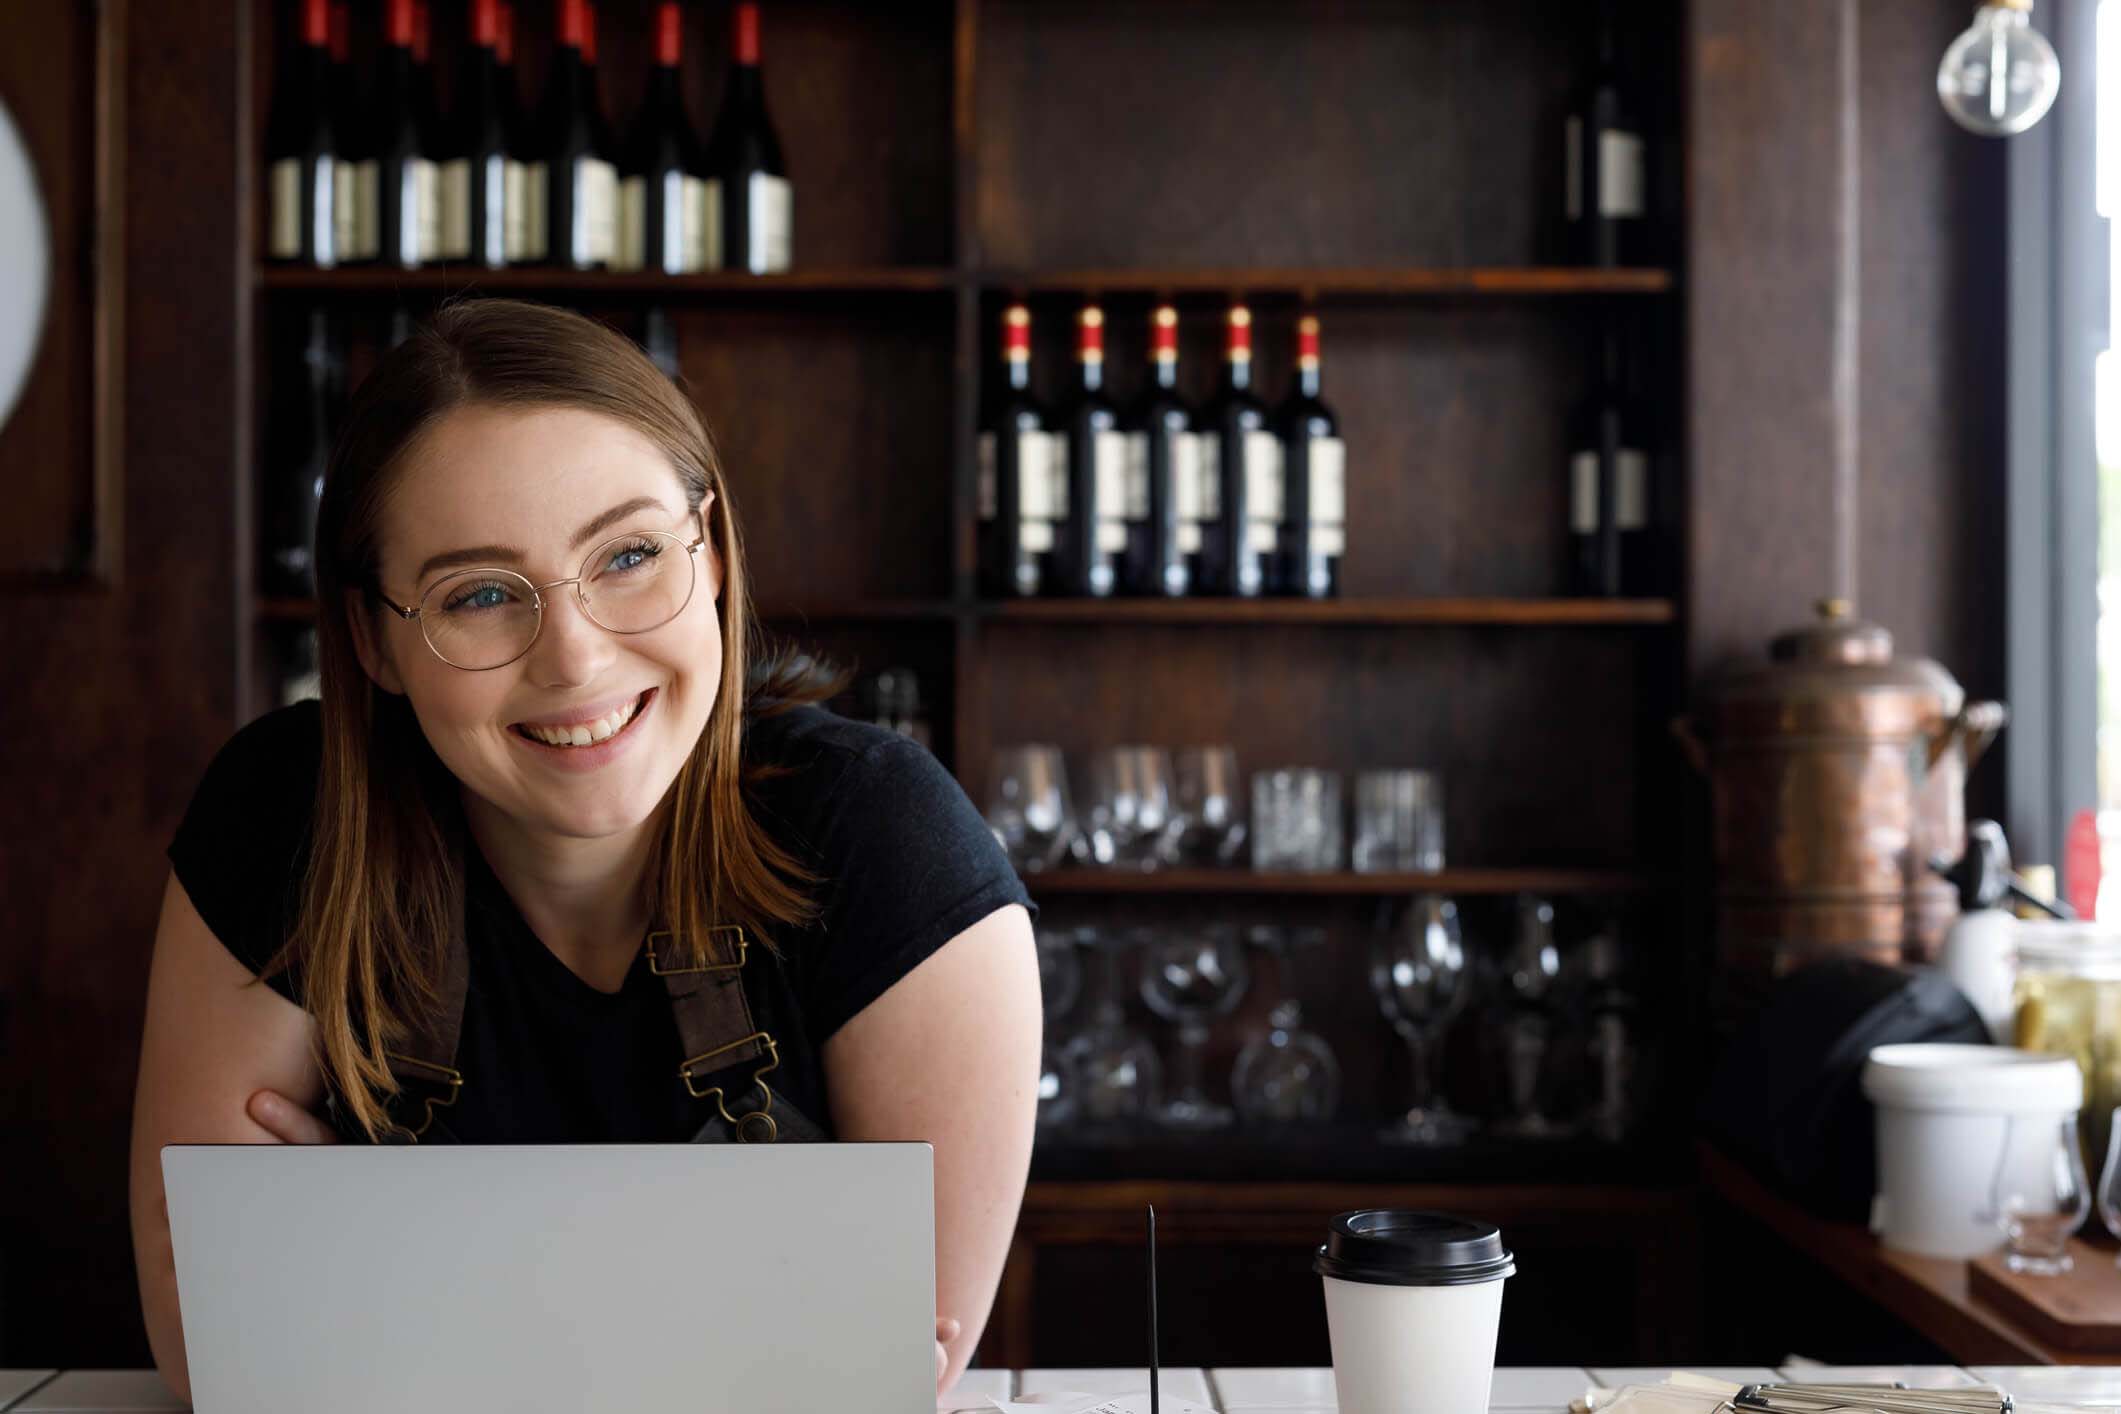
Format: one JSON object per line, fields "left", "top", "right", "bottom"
{"left": 1370, "top": 895, "right": 1474, "bottom": 1144}
{"left": 1035, "top": 926, "right": 1086, "bottom": 1131}
{"left": 1078, "top": 747, "right": 1151, "bottom": 867}
{"left": 1991, "top": 1113, "right": 2090, "bottom": 1274}
{"left": 1232, "top": 924, "right": 1342, "bottom": 1126}
{"left": 1173, "top": 746, "right": 1247, "bottom": 867}
{"left": 1140, "top": 924, "right": 1251, "bottom": 1129}
{"left": 1072, "top": 928, "right": 1163, "bottom": 1125}
{"left": 986, "top": 745, "right": 1076, "bottom": 872}
{"left": 1493, "top": 893, "right": 1568, "bottom": 1139}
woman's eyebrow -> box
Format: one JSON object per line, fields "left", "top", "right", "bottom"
{"left": 412, "top": 495, "right": 671, "bottom": 583}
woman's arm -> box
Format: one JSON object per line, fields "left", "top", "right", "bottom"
{"left": 128, "top": 871, "right": 329, "bottom": 1404}
{"left": 819, "top": 902, "right": 1041, "bottom": 1397}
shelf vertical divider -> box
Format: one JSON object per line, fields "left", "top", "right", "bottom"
{"left": 950, "top": 0, "right": 990, "bottom": 796}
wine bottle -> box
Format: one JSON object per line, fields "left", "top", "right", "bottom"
{"left": 707, "top": 2, "right": 791, "bottom": 274}
{"left": 442, "top": 0, "right": 509, "bottom": 266}
{"left": 262, "top": 308, "right": 343, "bottom": 597}
{"left": 1202, "top": 304, "right": 1279, "bottom": 597}
{"left": 496, "top": 3, "right": 535, "bottom": 263}
{"left": 265, "top": 0, "right": 343, "bottom": 266}
{"left": 534, "top": 0, "right": 618, "bottom": 269}
{"left": 978, "top": 304, "right": 1061, "bottom": 598}
{"left": 1568, "top": 323, "right": 1651, "bottom": 596}
{"left": 615, "top": 3, "right": 709, "bottom": 274}
{"left": 1564, "top": 0, "right": 1646, "bottom": 267}
{"left": 1058, "top": 304, "right": 1125, "bottom": 598}
{"left": 1120, "top": 305, "right": 1200, "bottom": 597}
{"left": 364, "top": 0, "right": 442, "bottom": 267}
{"left": 327, "top": 1, "right": 367, "bottom": 260}
{"left": 1276, "top": 315, "right": 1344, "bottom": 599}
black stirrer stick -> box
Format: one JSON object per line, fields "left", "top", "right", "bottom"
{"left": 1147, "top": 1204, "right": 1160, "bottom": 1414}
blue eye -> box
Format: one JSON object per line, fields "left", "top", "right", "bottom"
{"left": 442, "top": 580, "right": 518, "bottom": 613}
{"left": 603, "top": 538, "right": 664, "bottom": 575}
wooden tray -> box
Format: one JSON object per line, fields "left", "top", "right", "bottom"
{"left": 1969, "top": 1242, "right": 2121, "bottom": 1351}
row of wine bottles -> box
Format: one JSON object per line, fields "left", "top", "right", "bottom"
{"left": 265, "top": 0, "right": 787, "bottom": 273}
{"left": 977, "top": 304, "right": 1661, "bottom": 602}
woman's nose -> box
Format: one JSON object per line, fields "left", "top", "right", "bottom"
{"left": 524, "top": 585, "right": 616, "bottom": 686}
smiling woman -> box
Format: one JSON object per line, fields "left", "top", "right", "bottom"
{"left": 126, "top": 300, "right": 1041, "bottom": 1402}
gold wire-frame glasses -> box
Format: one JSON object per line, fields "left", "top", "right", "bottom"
{"left": 374, "top": 516, "right": 709, "bottom": 671}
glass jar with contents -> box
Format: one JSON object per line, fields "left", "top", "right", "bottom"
{"left": 2012, "top": 923, "right": 2121, "bottom": 1169}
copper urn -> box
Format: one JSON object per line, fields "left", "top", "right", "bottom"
{"left": 1680, "top": 600, "right": 2006, "bottom": 990}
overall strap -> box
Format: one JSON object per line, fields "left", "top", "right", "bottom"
{"left": 652, "top": 926, "right": 828, "bottom": 1144}
{"left": 375, "top": 872, "right": 471, "bottom": 1144}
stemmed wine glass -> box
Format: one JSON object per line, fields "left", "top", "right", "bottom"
{"left": 1493, "top": 893, "right": 1567, "bottom": 1139}
{"left": 1034, "top": 926, "right": 1086, "bottom": 1131}
{"left": 1078, "top": 747, "right": 1182, "bottom": 869}
{"left": 1173, "top": 746, "right": 1247, "bottom": 867}
{"left": 1370, "top": 895, "right": 1474, "bottom": 1145}
{"left": 1140, "top": 924, "right": 1251, "bottom": 1128}
{"left": 1072, "top": 927, "right": 1163, "bottom": 1125}
{"left": 1232, "top": 924, "right": 1342, "bottom": 1126}
{"left": 986, "top": 745, "right": 1076, "bottom": 873}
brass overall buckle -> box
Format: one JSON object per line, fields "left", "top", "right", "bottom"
{"left": 679, "top": 1031, "right": 783, "bottom": 1143}
{"left": 645, "top": 925, "right": 747, "bottom": 976}
{"left": 380, "top": 1051, "right": 465, "bottom": 1142}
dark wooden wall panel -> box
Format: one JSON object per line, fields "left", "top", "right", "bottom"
{"left": 0, "top": 3, "right": 242, "bottom": 1369}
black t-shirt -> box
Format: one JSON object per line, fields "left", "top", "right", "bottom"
{"left": 167, "top": 699, "right": 1033, "bottom": 1144}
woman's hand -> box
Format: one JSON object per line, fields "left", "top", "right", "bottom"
{"left": 935, "top": 1316, "right": 961, "bottom": 1395}
{"left": 246, "top": 1088, "right": 338, "bottom": 1145}
{"left": 249, "top": 1088, "right": 963, "bottom": 1394}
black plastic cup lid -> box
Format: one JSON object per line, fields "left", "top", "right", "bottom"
{"left": 1313, "top": 1210, "right": 1516, "bottom": 1287}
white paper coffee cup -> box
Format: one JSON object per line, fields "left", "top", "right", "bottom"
{"left": 1314, "top": 1210, "right": 1514, "bottom": 1414}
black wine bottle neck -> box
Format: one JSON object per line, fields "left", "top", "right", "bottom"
{"left": 1154, "top": 354, "right": 1178, "bottom": 390}
{"left": 1299, "top": 364, "right": 1321, "bottom": 399}
{"left": 1598, "top": 326, "right": 1624, "bottom": 393}
{"left": 1079, "top": 358, "right": 1104, "bottom": 394}
{"left": 1006, "top": 355, "right": 1031, "bottom": 392}
{"left": 1222, "top": 357, "right": 1253, "bottom": 393}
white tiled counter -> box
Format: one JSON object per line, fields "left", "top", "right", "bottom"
{"left": 11, "top": 1364, "right": 2120, "bottom": 1413}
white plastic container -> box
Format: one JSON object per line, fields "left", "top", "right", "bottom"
{"left": 1860, "top": 1043, "right": 2083, "bottom": 1258}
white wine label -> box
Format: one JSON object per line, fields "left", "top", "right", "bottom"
{"left": 269, "top": 158, "right": 303, "bottom": 258}
{"left": 977, "top": 432, "right": 997, "bottom": 521}
{"left": 504, "top": 159, "right": 530, "bottom": 261}
{"left": 333, "top": 160, "right": 362, "bottom": 260}
{"left": 656, "top": 170, "right": 692, "bottom": 273}
{"left": 353, "top": 159, "right": 381, "bottom": 260}
{"left": 1121, "top": 432, "right": 1151, "bottom": 519}
{"left": 1018, "top": 430, "right": 1057, "bottom": 552}
{"left": 748, "top": 172, "right": 792, "bottom": 272}
{"left": 1309, "top": 437, "right": 1346, "bottom": 556}
{"left": 524, "top": 161, "right": 549, "bottom": 260}
{"left": 410, "top": 157, "right": 441, "bottom": 263}
{"left": 1045, "top": 432, "right": 1072, "bottom": 519}
{"left": 1198, "top": 435, "right": 1222, "bottom": 522}
{"left": 1571, "top": 448, "right": 1650, "bottom": 532}
{"left": 1094, "top": 430, "right": 1129, "bottom": 552}
{"left": 1599, "top": 129, "right": 1646, "bottom": 219}
{"left": 687, "top": 175, "right": 721, "bottom": 271}
{"left": 439, "top": 158, "right": 472, "bottom": 261}
{"left": 1244, "top": 431, "right": 1284, "bottom": 554}
{"left": 1172, "top": 431, "right": 1205, "bottom": 554}
{"left": 1564, "top": 115, "right": 1583, "bottom": 222}
{"left": 614, "top": 175, "right": 647, "bottom": 272}
{"left": 580, "top": 157, "right": 619, "bottom": 265}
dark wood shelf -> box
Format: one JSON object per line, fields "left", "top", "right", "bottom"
{"left": 256, "top": 266, "right": 960, "bottom": 295}
{"left": 1025, "top": 867, "right": 1659, "bottom": 896}
{"left": 756, "top": 600, "right": 960, "bottom": 624}
{"left": 256, "top": 264, "right": 1674, "bottom": 301}
{"left": 977, "top": 597, "right": 1675, "bottom": 626}
{"left": 979, "top": 266, "right": 1675, "bottom": 298}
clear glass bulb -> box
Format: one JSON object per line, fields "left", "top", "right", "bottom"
{"left": 1938, "top": 1, "right": 2062, "bottom": 136}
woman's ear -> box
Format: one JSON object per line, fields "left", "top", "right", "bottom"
{"left": 698, "top": 496, "right": 723, "bottom": 603}
{"left": 345, "top": 590, "right": 408, "bottom": 696}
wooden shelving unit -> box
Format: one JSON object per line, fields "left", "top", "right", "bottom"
{"left": 1025, "top": 867, "right": 1661, "bottom": 896}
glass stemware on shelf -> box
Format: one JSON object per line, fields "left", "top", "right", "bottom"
{"left": 1079, "top": 746, "right": 1183, "bottom": 870}
{"left": 986, "top": 744, "right": 1076, "bottom": 873}
{"left": 1494, "top": 893, "right": 1568, "bottom": 1140}
{"left": 1579, "top": 914, "right": 1644, "bottom": 1145}
{"left": 1232, "top": 924, "right": 1342, "bottom": 1126}
{"left": 1991, "top": 1113, "right": 2090, "bottom": 1275}
{"left": 1139, "top": 923, "right": 1251, "bottom": 1129}
{"left": 1034, "top": 925, "right": 1086, "bottom": 1131}
{"left": 1370, "top": 894, "right": 1474, "bottom": 1145}
{"left": 1173, "top": 745, "right": 1247, "bottom": 866}
{"left": 1071, "top": 927, "right": 1164, "bottom": 1125}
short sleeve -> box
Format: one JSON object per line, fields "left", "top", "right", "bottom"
{"left": 166, "top": 702, "right": 322, "bottom": 1004}
{"left": 795, "top": 736, "right": 1035, "bottom": 1043}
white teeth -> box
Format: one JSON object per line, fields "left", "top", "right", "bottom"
{"left": 523, "top": 693, "right": 642, "bottom": 748}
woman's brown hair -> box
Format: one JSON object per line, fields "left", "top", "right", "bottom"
{"left": 285, "top": 298, "right": 829, "bottom": 1141}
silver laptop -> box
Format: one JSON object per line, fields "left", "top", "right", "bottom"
{"left": 162, "top": 1142, "right": 936, "bottom": 1414}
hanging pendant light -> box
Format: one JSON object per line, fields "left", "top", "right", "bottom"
{"left": 1938, "top": 0, "right": 2063, "bottom": 136}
